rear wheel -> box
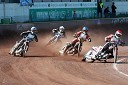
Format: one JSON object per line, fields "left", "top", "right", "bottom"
{"left": 86, "top": 58, "right": 95, "bottom": 63}
{"left": 82, "top": 58, "right": 86, "bottom": 61}
{"left": 59, "top": 45, "right": 68, "bottom": 56}
{"left": 84, "top": 51, "right": 95, "bottom": 63}
{"left": 66, "top": 46, "right": 74, "bottom": 56}
{"left": 104, "top": 60, "right": 107, "bottom": 62}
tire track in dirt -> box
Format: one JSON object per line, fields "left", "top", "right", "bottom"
{"left": 0, "top": 23, "right": 128, "bottom": 85}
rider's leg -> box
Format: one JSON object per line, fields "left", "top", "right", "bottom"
{"left": 24, "top": 42, "right": 29, "bottom": 53}
{"left": 71, "top": 38, "right": 78, "bottom": 46}
{"left": 19, "top": 39, "right": 25, "bottom": 46}
{"left": 101, "top": 43, "right": 110, "bottom": 52}
{"left": 109, "top": 47, "right": 118, "bottom": 58}
{"left": 96, "top": 42, "right": 110, "bottom": 58}
{"left": 108, "top": 49, "right": 114, "bottom": 58}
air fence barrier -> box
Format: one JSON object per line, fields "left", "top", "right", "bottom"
{"left": 0, "top": 17, "right": 128, "bottom": 34}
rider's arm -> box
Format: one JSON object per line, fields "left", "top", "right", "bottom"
{"left": 63, "top": 31, "right": 66, "bottom": 38}
{"left": 34, "top": 34, "right": 38, "bottom": 42}
{"left": 105, "top": 34, "right": 113, "bottom": 42}
{"left": 52, "top": 29, "right": 56, "bottom": 33}
{"left": 88, "top": 38, "right": 91, "bottom": 42}
{"left": 20, "top": 31, "right": 30, "bottom": 37}
{"left": 73, "top": 31, "right": 81, "bottom": 37}
{"left": 118, "top": 39, "right": 125, "bottom": 46}
{"left": 86, "top": 33, "right": 91, "bottom": 42}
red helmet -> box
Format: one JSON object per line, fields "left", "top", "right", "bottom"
{"left": 115, "top": 30, "right": 122, "bottom": 38}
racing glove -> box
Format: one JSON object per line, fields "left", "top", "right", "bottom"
{"left": 88, "top": 38, "right": 91, "bottom": 42}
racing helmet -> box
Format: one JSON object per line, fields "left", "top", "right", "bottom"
{"left": 82, "top": 26, "right": 88, "bottom": 31}
{"left": 115, "top": 30, "right": 122, "bottom": 38}
{"left": 31, "top": 26, "right": 37, "bottom": 33}
{"left": 59, "top": 26, "right": 65, "bottom": 32}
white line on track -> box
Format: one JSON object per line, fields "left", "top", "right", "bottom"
{"left": 113, "top": 58, "right": 128, "bottom": 77}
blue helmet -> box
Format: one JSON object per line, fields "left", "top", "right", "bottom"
{"left": 82, "top": 26, "right": 88, "bottom": 31}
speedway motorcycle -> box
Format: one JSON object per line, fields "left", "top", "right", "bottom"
{"left": 59, "top": 40, "right": 82, "bottom": 56}
{"left": 9, "top": 38, "right": 29, "bottom": 57}
{"left": 46, "top": 32, "right": 64, "bottom": 46}
{"left": 82, "top": 41, "right": 124, "bottom": 63}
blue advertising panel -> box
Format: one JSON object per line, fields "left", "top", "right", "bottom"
{"left": 20, "top": 0, "right": 33, "bottom": 6}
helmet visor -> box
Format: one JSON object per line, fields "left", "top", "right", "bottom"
{"left": 116, "top": 34, "right": 121, "bottom": 38}
{"left": 33, "top": 30, "right": 38, "bottom": 33}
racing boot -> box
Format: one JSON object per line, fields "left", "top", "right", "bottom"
{"left": 81, "top": 57, "right": 85, "bottom": 61}
{"left": 59, "top": 50, "right": 64, "bottom": 54}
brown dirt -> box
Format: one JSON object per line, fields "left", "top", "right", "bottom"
{"left": 0, "top": 23, "right": 128, "bottom": 85}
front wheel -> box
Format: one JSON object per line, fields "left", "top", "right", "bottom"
{"left": 113, "top": 46, "right": 118, "bottom": 63}
{"left": 9, "top": 42, "right": 20, "bottom": 55}
{"left": 59, "top": 44, "right": 68, "bottom": 56}
{"left": 83, "top": 50, "right": 95, "bottom": 63}
{"left": 85, "top": 57, "right": 95, "bottom": 63}
{"left": 66, "top": 46, "right": 75, "bottom": 56}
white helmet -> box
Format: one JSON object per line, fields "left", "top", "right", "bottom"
{"left": 115, "top": 30, "right": 122, "bottom": 38}
{"left": 59, "top": 26, "right": 65, "bottom": 32}
{"left": 31, "top": 26, "right": 37, "bottom": 33}
{"left": 82, "top": 26, "right": 88, "bottom": 31}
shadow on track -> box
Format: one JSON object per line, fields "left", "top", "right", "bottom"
{"left": 118, "top": 56, "right": 128, "bottom": 58}
{"left": 13, "top": 55, "right": 56, "bottom": 58}
{"left": 117, "top": 62, "right": 128, "bottom": 64}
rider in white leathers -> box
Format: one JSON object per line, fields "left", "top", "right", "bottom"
{"left": 46, "top": 26, "right": 66, "bottom": 45}
{"left": 52, "top": 26, "right": 65, "bottom": 37}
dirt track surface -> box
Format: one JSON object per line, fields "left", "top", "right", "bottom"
{"left": 0, "top": 24, "right": 128, "bottom": 85}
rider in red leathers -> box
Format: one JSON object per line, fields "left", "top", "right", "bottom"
{"left": 60, "top": 26, "right": 91, "bottom": 54}
{"left": 96, "top": 30, "right": 124, "bottom": 59}
{"left": 105, "top": 30, "right": 122, "bottom": 43}
{"left": 70, "top": 26, "right": 91, "bottom": 47}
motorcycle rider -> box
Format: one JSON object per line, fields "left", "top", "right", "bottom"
{"left": 60, "top": 26, "right": 91, "bottom": 54}
{"left": 52, "top": 26, "right": 65, "bottom": 37}
{"left": 96, "top": 30, "right": 124, "bottom": 59}
{"left": 46, "top": 26, "right": 66, "bottom": 45}
{"left": 20, "top": 26, "right": 38, "bottom": 42}
{"left": 9, "top": 26, "right": 38, "bottom": 55}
